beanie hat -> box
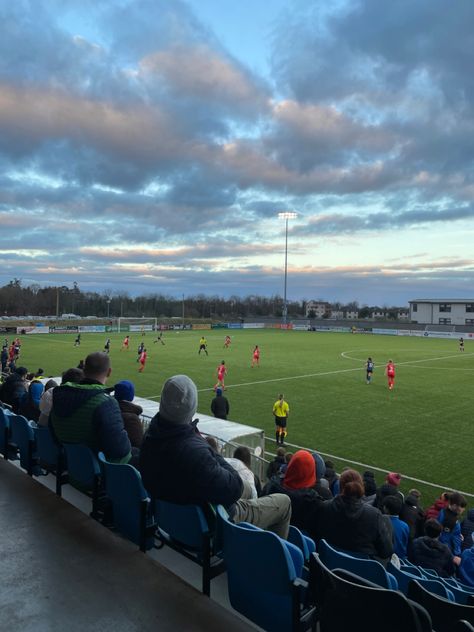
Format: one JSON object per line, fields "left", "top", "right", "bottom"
{"left": 386, "top": 472, "right": 402, "bottom": 487}
{"left": 114, "top": 380, "right": 135, "bottom": 402}
{"left": 284, "top": 450, "right": 316, "bottom": 490}
{"left": 216, "top": 387, "right": 223, "bottom": 396}
{"left": 159, "top": 375, "right": 198, "bottom": 425}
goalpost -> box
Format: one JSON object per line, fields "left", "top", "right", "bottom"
{"left": 117, "top": 317, "right": 158, "bottom": 333}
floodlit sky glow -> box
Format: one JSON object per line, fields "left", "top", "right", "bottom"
{"left": 0, "top": 0, "right": 473, "bottom": 305}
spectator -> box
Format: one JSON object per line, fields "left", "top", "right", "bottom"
{"left": 50, "top": 352, "right": 132, "bottom": 463}
{"left": 210, "top": 387, "right": 229, "bottom": 420}
{"left": 461, "top": 508, "right": 474, "bottom": 551}
{"left": 233, "top": 445, "right": 262, "bottom": 497}
{"left": 362, "top": 470, "right": 377, "bottom": 504}
{"left": 226, "top": 447, "right": 258, "bottom": 500}
{"left": 37, "top": 379, "right": 59, "bottom": 427}
{"left": 140, "top": 375, "right": 291, "bottom": 538}
{"left": 0, "top": 367, "right": 28, "bottom": 413}
{"left": 410, "top": 519, "right": 456, "bottom": 577}
{"left": 399, "top": 489, "right": 425, "bottom": 540}
{"left": 458, "top": 533, "right": 474, "bottom": 588}
{"left": 114, "top": 380, "right": 144, "bottom": 448}
{"left": 318, "top": 469, "right": 393, "bottom": 562}
{"left": 263, "top": 449, "right": 325, "bottom": 542}
{"left": 1, "top": 346, "right": 8, "bottom": 373}
{"left": 383, "top": 495, "right": 409, "bottom": 559}
{"left": 438, "top": 492, "right": 467, "bottom": 556}
{"left": 324, "top": 460, "right": 340, "bottom": 496}
{"left": 266, "top": 447, "right": 286, "bottom": 480}
{"left": 373, "top": 472, "right": 403, "bottom": 511}
{"left": 425, "top": 491, "right": 450, "bottom": 520}
{"left": 18, "top": 373, "right": 44, "bottom": 422}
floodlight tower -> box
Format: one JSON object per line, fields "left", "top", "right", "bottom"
{"left": 278, "top": 211, "right": 297, "bottom": 325}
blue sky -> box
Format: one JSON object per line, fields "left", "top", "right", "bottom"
{"left": 0, "top": 0, "right": 473, "bottom": 306}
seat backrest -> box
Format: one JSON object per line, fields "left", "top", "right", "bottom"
{"left": 99, "top": 453, "right": 151, "bottom": 547}
{"left": 10, "top": 414, "right": 35, "bottom": 471}
{"left": 319, "top": 538, "right": 397, "bottom": 590}
{"left": 309, "top": 553, "right": 425, "bottom": 632}
{"left": 154, "top": 499, "right": 209, "bottom": 549}
{"left": 416, "top": 578, "right": 455, "bottom": 601}
{"left": 388, "top": 562, "right": 423, "bottom": 595}
{"left": 63, "top": 443, "right": 100, "bottom": 489}
{"left": 35, "top": 425, "right": 62, "bottom": 468}
{"left": 0, "top": 407, "right": 12, "bottom": 454}
{"left": 217, "top": 505, "right": 302, "bottom": 632}
{"left": 287, "top": 525, "right": 315, "bottom": 562}
{"left": 408, "top": 580, "right": 474, "bottom": 632}
{"left": 452, "top": 620, "right": 474, "bottom": 632}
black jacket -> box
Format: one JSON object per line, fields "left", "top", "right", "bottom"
{"left": 139, "top": 414, "right": 243, "bottom": 507}
{"left": 210, "top": 394, "right": 229, "bottom": 420}
{"left": 0, "top": 373, "right": 27, "bottom": 413}
{"left": 410, "top": 536, "right": 455, "bottom": 577}
{"left": 399, "top": 494, "right": 425, "bottom": 539}
{"left": 264, "top": 477, "right": 326, "bottom": 542}
{"left": 318, "top": 495, "right": 393, "bottom": 559}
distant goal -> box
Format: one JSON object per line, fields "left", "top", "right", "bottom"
{"left": 117, "top": 317, "right": 157, "bottom": 333}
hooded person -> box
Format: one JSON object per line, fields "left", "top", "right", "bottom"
{"left": 263, "top": 449, "right": 325, "bottom": 541}
{"left": 373, "top": 472, "right": 404, "bottom": 510}
{"left": 318, "top": 469, "right": 393, "bottom": 561}
{"left": 114, "top": 380, "right": 144, "bottom": 448}
{"left": 140, "top": 375, "right": 291, "bottom": 538}
{"left": 311, "top": 451, "right": 332, "bottom": 499}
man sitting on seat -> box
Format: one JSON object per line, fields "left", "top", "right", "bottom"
{"left": 50, "top": 352, "right": 132, "bottom": 464}
{"left": 410, "top": 518, "right": 458, "bottom": 577}
{"left": 140, "top": 374, "right": 291, "bottom": 538}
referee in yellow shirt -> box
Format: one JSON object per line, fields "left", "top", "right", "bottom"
{"left": 273, "top": 394, "right": 289, "bottom": 445}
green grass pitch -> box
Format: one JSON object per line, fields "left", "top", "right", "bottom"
{"left": 18, "top": 328, "right": 474, "bottom": 505}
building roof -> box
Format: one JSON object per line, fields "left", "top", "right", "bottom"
{"left": 409, "top": 299, "right": 474, "bottom": 304}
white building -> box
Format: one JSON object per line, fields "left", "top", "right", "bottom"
{"left": 305, "top": 301, "right": 330, "bottom": 318}
{"left": 344, "top": 310, "right": 359, "bottom": 319}
{"left": 409, "top": 299, "right": 474, "bottom": 326}
{"left": 371, "top": 310, "right": 387, "bottom": 319}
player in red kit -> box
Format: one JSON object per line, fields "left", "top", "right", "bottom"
{"left": 215, "top": 360, "right": 227, "bottom": 390}
{"left": 138, "top": 348, "right": 147, "bottom": 372}
{"left": 224, "top": 335, "right": 231, "bottom": 349}
{"left": 251, "top": 345, "right": 260, "bottom": 368}
{"left": 121, "top": 335, "right": 130, "bottom": 351}
{"left": 385, "top": 360, "right": 395, "bottom": 390}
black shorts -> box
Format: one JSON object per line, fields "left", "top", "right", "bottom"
{"left": 275, "top": 416, "right": 287, "bottom": 428}
{"left": 199, "top": 344, "right": 206, "bottom": 350}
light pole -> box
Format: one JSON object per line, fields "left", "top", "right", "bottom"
{"left": 106, "top": 298, "right": 111, "bottom": 318}
{"left": 278, "top": 211, "right": 297, "bottom": 326}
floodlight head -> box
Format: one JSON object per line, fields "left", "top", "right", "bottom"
{"left": 278, "top": 211, "right": 297, "bottom": 220}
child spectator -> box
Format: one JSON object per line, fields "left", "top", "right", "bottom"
{"left": 438, "top": 491, "right": 467, "bottom": 556}
{"left": 425, "top": 491, "right": 450, "bottom": 520}
{"left": 266, "top": 447, "right": 286, "bottom": 480}
{"left": 324, "top": 460, "right": 340, "bottom": 496}
{"left": 399, "top": 489, "right": 425, "bottom": 540}
{"left": 458, "top": 533, "right": 474, "bottom": 588}
{"left": 383, "top": 495, "right": 409, "bottom": 559}
{"left": 114, "top": 380, "right": 144, "bottom": 449}
{"left": 362, "top": 470, "right": 377, "bottom": 504}
{"left": 460, "top": 508, "right": 474, "bottom": 551}
{"left": 233, "top": 445, "right": 262, "bottom": 497}
{"left": 410, "top": 518, "right": 456, "bottom": 577}
{"left": 373, "top": 472, "right": 403, "bottom": 510}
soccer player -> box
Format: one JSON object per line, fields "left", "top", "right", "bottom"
{"left": 273, "top": 394, "right": 289, "bottom": 445}
{"left": 215, "top": 360, "right": 227, "bottom": 390}
{"left": 459, "top": 337, "right": 465, "bottom": 352}
{"left": 251, "top": 345, "right": 260, "bottom": 368}
{"left": 137, "top": 341, "right": 145, "bottom": 362}
{"left": 385, "top": 360, "right": 396, "bottom": 390}
{"left": 198, "top": 336, "right": 208, "bottom": 355}
{"left": 74, "top": 333, "right": 81, "bottom": 347}
{"left": 154, "top": 332, "right": 165, "bottom": 345}
{"left": 138, "top": 348, "right": 147, "bottom": 372}
{"left": 121, "top": 335, "right": 130, "bottom": 351}
{"left": 224, "top": 335, "right": 231, "bottom": 349}
{"left": 366, "top": 357, "right": 374, "bottom": 384}
{"left": 140, "top": 325, "right": 146, "bottom": 337}
{"left": 104, "top": 338, "right": 111, "bottom": 354}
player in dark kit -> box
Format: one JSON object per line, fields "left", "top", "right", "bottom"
{"left": 104, "top": 338, "right": 111, "bottom": 354}
{"left": 74, "top": 333, "right": 81, "bottom": 347}
{"left": 459, "top": 337, "right": 464, "bottom": 352}
{"left": 366, "top": 357, "right": 374, "bottom": 384}
{"left": 137, "top": 341, "right": 145, "bottom": 362}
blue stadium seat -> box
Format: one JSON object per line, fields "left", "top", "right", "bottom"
{"left": 154, "top": 499, "right": 225, "bottom": 596}
{"left": 34, "top": 425, "right": 65, "bottom": 495}
{"left": 0, "top": 406, "right": 13, "bottom": 459}
{"left": 62, "top": 443, "right": 102, "bottom": 519}
{"left": 9, "top": 414, "right": 39, "bottom": 475}
{"left": 318, "top": 538, "right": 398, "bottom": 590}
{"left": 408, "top": 579, "right": 474, "bottom": 632}
{"left": 98, "top": 453, "right": 155, "bottom": 552}
{"left": 309, "top": 553, "right": 431, "bottom": 632}
{"left": 287, "top": 525, "right": 316, "bottom": 563}
{"left": 217, "top": 505, "right": 315, "bottom": 632}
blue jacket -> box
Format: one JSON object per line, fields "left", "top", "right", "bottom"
{"left": 438, "top": 508, "right": 462, "bottom": 556}
{"left": 139, "top": 414, "right": 243, "bottom": 507}
{"left": 389, "top": 516, "right": 409, "bottom": 558}
{"left": 458, "top": 546, "right": 474, "bottom": 587}
{"left": 50, "top": 379, "right": 131, "bottom": 463}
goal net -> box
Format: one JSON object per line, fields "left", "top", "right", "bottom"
{"left": 117, "top": 317, "right": 157, "bottom": 333}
